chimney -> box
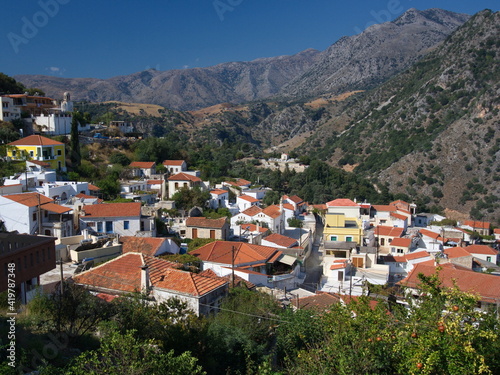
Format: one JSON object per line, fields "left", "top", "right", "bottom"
{"left": 141, "top": 264, "right": 150, "bottom": 292}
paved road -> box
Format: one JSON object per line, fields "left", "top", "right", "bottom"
{"left": 302, "top": 214, "right": 324, "bottom": 292}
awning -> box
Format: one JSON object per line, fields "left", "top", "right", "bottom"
{"left": 278, "top": 254, "right": 297, "bottom": 266}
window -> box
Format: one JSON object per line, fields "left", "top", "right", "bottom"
{"left": 30, "top": 151, "right": 34, "bottom": 157}
{"left": 380, "top": 238, "right": 385, "bottom": 246}
{"left": 124, "top": 221, "right": 130, "bottom": 230}
{"left": 57, "top": 149, "right": 62, "bottom": 156}
{"left": 346, "top": 236, "right": 353, "bottom": 242}
{"left": 32, "top": 212, "right": 37, "bottom": 222}
{"left": 330, "top": 236, "right": 338, "bottom": 241}
{"left": 105, "top": 221, "right": 113, "bottom": 233}
{"left": 397, "top": 248, "right": 404, "bottom": 254}
{"left": 97, "top": 222, "right": 103, "bottom": 233}
{"left": 487, "top": 256, "right": 492, "bottom": 262}
{"left": 12, "top": 150, "right": 16, "bottom": 157}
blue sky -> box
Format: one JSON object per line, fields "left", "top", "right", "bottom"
{"left": 1, "top": 0, "right": 498, "bottom": 79}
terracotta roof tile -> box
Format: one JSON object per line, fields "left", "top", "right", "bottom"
{"left": 326, "top": 198, "right": 358, "bottom": 207}
{"left": 419, "top": 228, "right": 440, "bottom": 240}
{"left": 282, "top": 203, "right": 295, "bottom": 211}
{"left": 147, "top": 180, "right": 163, "bottom": 185}
{"left": 162, "top": 160, "right": 185, "bottom": 166}
{"left": 283, "top": 195, "right": 303, "bottom": 204}
{"left": 129, "top": 161, "right": 155, "bottom": 169}
{"left": 186, "top": 217, "right": 227, "bottom": 229}
{"left": 239, "top": 223, "right": 268, "bottom": 233}
{"left": 238, "top": 195, "right": 259, "bottom": 203}
{"left": 263, "top": 233, "right": 298, "bottom": 248}
{"left": 372, "top": 205, "right": 397, "bottom": 212}
{"left": 28, "top": 160, "right": 51, "bottom": 167}
{"left": 464, "top": 220, "right": 490, "bottom": 229}
{"left": 7, "top": 135, "right": 63, "bottom": 146}
{"left": 42, "top": 202, "right": 72, "bottom": 214}
{"left": 121, "top": 236, "right": 169, "bottom": 256}
{"left": 167, "top": 172, "right": 201, "bottom": 182}
{"left": 81, "top": 202, "right": 142, "bottom": 218}
{"left": 262, "top": 205, "right": 281, "bottom": 219}
{"left": 241, "top": 205, "right": 263, "bottom": 217}
{"left": 399, "top": 263, "right": 500, "bottom": 303}
{"left": 391, "top": 213, "right": 408, "bottom": 221}
{"left": 389, "top": 238, "right": 411, "bottom": 247}
{"left": 465, "top": 244, "right": 498, "bottom": 256}
{"left": 444, "top": 247, "right": 472, "bottom": 259}
{"left": 404, "top": 251, "right": 430, "bottom": 261}
{"left": 190, "top": 241, "right": 279, "bottom": 266}
{"left": 374, "top": 226, "right": 404, "bottom": 237}
{"left": 2, "top": 192, "right": 53, "bottom": 207}
{"left": 87, "top": 184, "right": 101, "bottom": 191}
{"left": 210, "top": 189, "right": 228, "bottom": 196}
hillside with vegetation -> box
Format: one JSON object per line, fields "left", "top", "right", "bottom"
{"left": 299, "top": 10, "right": 500, "bottom": 221}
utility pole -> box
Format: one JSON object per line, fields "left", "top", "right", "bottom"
{"left": 37, "top": 193, "right": 42, "bottom": 234}
{"left": 59, "top": 258, "right": 64, "bottom": 296}
{"left": 349, "top": 260, "right": 353, "bottom": 297}
{"left": 231, "top": 245, "right": 235, "bottom": 288}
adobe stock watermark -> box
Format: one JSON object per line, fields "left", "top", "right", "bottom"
{"left": 353, "top": 0, "right": 403, "bottom": 35}
{"left": 7, "top": 0, "right": 70, "bottom": 54}
{"left": 213, "top": 0, "right": 243, "bottom": 21}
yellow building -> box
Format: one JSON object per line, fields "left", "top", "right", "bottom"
{"left": 7, "top": 135, "right": 66, "bottom": 171}
{"left": 323, "top": 199, "right": 363, "bottom": 245}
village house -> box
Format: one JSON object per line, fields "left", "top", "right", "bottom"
{"left": 7, "top": 135, "right": 66, "bottom": 171}
{"left": 79, "top": 202, "right": 155, "bottom": 237}
{"left": 190, "top": 241, "right": 300, "bottom": 289}
{"left": 235, "top": 223, "right": 269, "bottom": 244}
{"left": 462, "top": 220, "right": 491, "bottom": 236}
{"left": 416, "top": 228, "right": 445, "bottom": 254}
{"left": 167, "top": 172, "right": 204, "bottom": 199}
{"left": 372, "top": 226, "right": 405, "bottom": 255}
{"left": 185, "top": 217, "right": 230, "bottom": 240}
{"left": 389, "top": 237, "right": 413, "bottom": 255}
{"left": 109, "top": 120, "right": 134, "bottom": 134}
{"left": 162, "top": 160, "right": 187, "bottom": 174}
{"left": 261, "top": 233, "right": 299, "bottom": 249}
{"left": 222, "top": 178, "right": 252, "bottom": 196}
{"left": 282, "top": 195, "right": 307, "bottom": 215}
{"left": 0, "top": 192, "right": 73, "bottom": 238}
{"left": 0, "top": 232, "right": 56, "bottom": 304}
{"left": 230, "top": 205, "right": 285, "bottom": 234}
{"left": 383, "top": 250, "right": 432, "bottom": 282}
{"left": 72, "top": 252, "right": 228, "bottom": 316}
{"left": 323, "top": 199, "right": 363, "bottom": 245}
{"left": 442, "top": 247, "right": 474, "bottom": 269}
{"left": 208, "top": 189, "right": 229, "bottom": 210}
{"left": 236, "top": 194, "right": 260, "bottom": 211}
{"left": 129, "top": 161, "right": 156, "bottom": 178}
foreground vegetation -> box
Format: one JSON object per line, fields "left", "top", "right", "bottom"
{"left": 1, "top": 273, "right": 499, "bottom": 374}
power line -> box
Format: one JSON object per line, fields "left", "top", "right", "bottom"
{"left": 198, "top": 302, "right": 291, "bottom": 324}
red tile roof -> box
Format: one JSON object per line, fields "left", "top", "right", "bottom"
{"left": 162, "top": 160, "right": 185, "bottom": 166}
{"left": 75, "top": 193, "right": 103, "bottom": 203}
{"left": 419, "top": 228, "right": 440, "bottom": 240}
{"left": 404, "top": 251, "right": 430, "bottom": 261}
{"left": 374, "top": 226, "right": 404, "bottom": 237}
{"left": 186, "top": 217, "right": 227, "bottom": 229}
{"left": 262, "top": 205, "right": 281, "bottom": 219}
{"left": 147, "top": 256, "right": 227, "bottom": 296}
{"left": 7, "top": 135, "right": 63, "bottom": 146}
{"left": 326, "top": 198, "right": 357, "bottom": 207}
{"left": 190, "top": 241, "right": 279, "bottom": 266}
{"left": 241, "top": 205, "right": 263, "bottom": 217}
{"left": 129, "top": 161, "right": 155, "bottom": 169}
{"left": 147, "top": 180, "right": 163, "bottom": 185}
{"left": 391, "top": 213, "right": 408, "bottom": 221}
{"left": 239, "top": 195, "right": 259, "bottom": 203}
{"left": 81, "top": 202, "right": 142, "bottom": 218}
{"left": 372, "top": 205, "right": 397, "bottom": 212}
{"left": 42, "top": 202, "right": 72, "bottom": 214}
{"left": 282, "top": 203, "right": 295, "bottom": 211}
{"left": 73, "top": 253, "right": 226, "bottom": 297}
{"left": 444, "top": 247, "right": 472, "bottom": 259}
{"left": 2, "top": 192, "right": 53, "bottom": 207}
{"left": 121, "top": 236, "right": 169, "bottom": 256}
{"left": 200, "top": 269, "right": 256, "bottom": 290}
{"left": 263, "top": 233, "right": 298, "bottom": 248}
{"left": 73, "top": 253, "right": 145, "bottom": 293}
{"left": 167, "top": 172, "right": 201, "bottom": 182}
{"left": 210, "top": 189, "right": 228, "bottom": 196}
{"left": 464, "top": 220, "right": 490, "bottom": 229}
{"left": 283, "top": 195, "right": 303, "bottom": 204}
{"left": 389, "top": 238, "right": 411, "bottom": 247}
{"left": 87, "top": 183, "right": 101, "bottom": 191}
{"left": 399, "top": 263, "right": 500, "bottom": 303}
{"left": 311, "top": 204, "right": 327, "bottom": 211}
{"left": 465, "top": 244, "right": 498, "bottom": 256}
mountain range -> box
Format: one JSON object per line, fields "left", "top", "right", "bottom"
{"left": 15, "top": 8, "right": 468, "bottom": 110}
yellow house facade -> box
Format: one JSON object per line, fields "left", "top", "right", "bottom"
{"left": 7, "top": 135, "right": 66, "bottom": 171}
{"left": 323, "top": 198, "right": 364, "bottom": 245}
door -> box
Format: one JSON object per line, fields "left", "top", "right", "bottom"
{"left": 192, "top": 228, "right": 198, "bottom": 239}
{"left": 210, "top": 230, "right": 216, "bottom": 239}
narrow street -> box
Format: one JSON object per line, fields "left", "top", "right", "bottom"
{"left": 302, "top": 214, "right": 324, "bottom": 292}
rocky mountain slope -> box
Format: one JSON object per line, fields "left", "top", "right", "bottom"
{"left": 15, "top": 8, "right": 468, "bottom": 111}
{"left": 15, "top": 49, "right": 321, "bottom": 111}
{"left": 300, "top": 10, "right": 500, "bottom": 221}
{"left": 279, "top": 8, "right": 470, "bottom": 99}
